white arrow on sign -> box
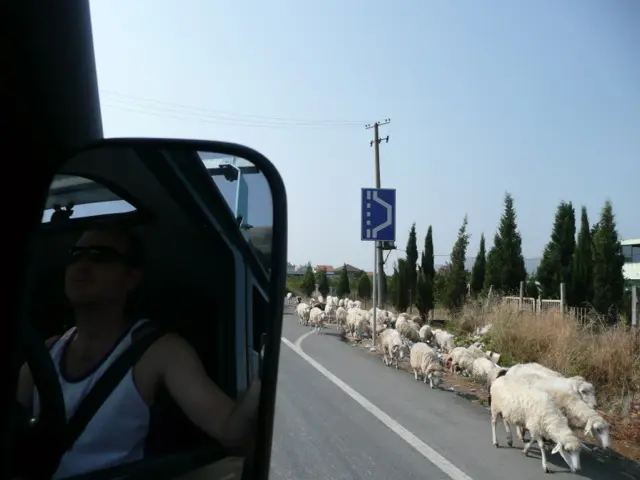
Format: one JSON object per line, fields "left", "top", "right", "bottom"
{"left": 371, "top": 191, "right": 392, "bottom": 239}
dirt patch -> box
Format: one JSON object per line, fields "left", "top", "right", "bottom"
{"left": 343, "top": 334, "right": 640, "bottom": 478}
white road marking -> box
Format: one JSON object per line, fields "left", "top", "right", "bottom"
{"left": 281, "top": 334, "right": 475, "bottom": 480}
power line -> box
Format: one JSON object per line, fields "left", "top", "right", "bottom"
{"left": 100, "top": 90, "right": 370, "bottom": 128}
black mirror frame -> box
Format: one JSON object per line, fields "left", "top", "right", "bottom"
{"left": 60, "top": 137, "right": 287, "bottom": 480}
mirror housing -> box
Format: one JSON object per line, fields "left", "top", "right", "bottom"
{"left": 52, "top": 137, "right": 287, "bottom": 480}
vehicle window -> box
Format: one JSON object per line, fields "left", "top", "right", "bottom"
{"left": 198, "top": 152, "right": 273, "bottom": 274}
{"left": 42, "top": 174, "right": 136, "bottom": 223}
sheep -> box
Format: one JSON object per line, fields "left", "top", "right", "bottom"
{"left": 512, "top": 374, "right": 611, "bottom": 450}
{"left": 395, "top": 316, "right": 420, "bottom": 342}
{"left": 410, "top": 343, "right": 444, "bottom": 389}
{"left": 490, "top": 375, "right": 582, "bottom": 473}
{"left": 353, "top": 300, "right": 362, "bottom": 309}
{"left": 377, "top": 328, "right": 406, "bottom": 369}
{"left": 308, "top": 307, "right": 326, "bottom": 333}
{"left": 418, "top": 324, "right": 434, "bottom": 343}
{"left": 295, "top": 302, "right": 311, "bottom": 326}
{"left": 505, "top": 363, "right": 597, "bottom": 409}
{"left": 335, "top": 306, "right": 348, "bottom": 331}
{"left": 346, "top": 310, "right": 370, "bottom": 339}
{"left": 286, "top": 292, "right": 293, "bottom": 304}
{"left": 338, "top": 298, "right": 345, "bottom": 308}
{"left": 324, "top": 302, "right": 336, "bottom": 323}
{"left": 433, "top": 330, "right": 455, "bottom": 353}
{"left": 470, "top": 357, "right": 500, "bottom": 383}
{"left": 410, "top": 314, "right": 423, "bottom": 327}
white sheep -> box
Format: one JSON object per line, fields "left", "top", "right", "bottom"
{"left": 418, "top": 324, "right": 434, "bottom": 343}
{"left": 338, "top": 298, "right": 345, "bottom": 308}
{"left": 377, "top": 328, "right": 406, "bottom": 369}
{"left": 433, "top": 330, "right": 455, "bottom": 353}
{"left": 308, "top": 307, "right": 326, "bottom": 333}
{"left": 470, "top": 357, "right": 502, "bottom": 385}
{"left": 410, "top": 314, "right": 423, "bottom": 326}
{"left": 286, "top": 292, "right": 293, "bottom": 304}
{"left": 295, "top": 302, "right": 311, "bottom": 326}
{"left": 513, "top": 374, "right": 611, "bottom": 450}
{"left": 395, "top": 316, "right": 420, "bottom": 342}
{"left": 490, "top": 375, "right": 582, "bottom": 473}
{"left": 346, "top": 310, "right": 370, "bottom": 339}
{"left": 505, "top": 363, "right": 597, "bottom": 408}
{"left": 335, "top": 306, "right": 348, "bottom": 331}
{"left": 410, "top": 343, "right": 444, "bottom": 389}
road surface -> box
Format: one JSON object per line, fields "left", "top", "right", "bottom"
{"left": 269, "top": 309, "right": 633, "bottom": 480}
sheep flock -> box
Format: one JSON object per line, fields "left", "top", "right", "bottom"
{"left": 288, "top": 293, "right": 613, "bottom": 475}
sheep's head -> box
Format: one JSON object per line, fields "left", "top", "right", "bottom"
{"left": 399, "top": 344, "right": 410, "bottom": 359}
{"left": 576, "top": 381, "right": 597, "bottom": 408}
{"left": 584, "top": 418, "right": 611, "bottom": 449}
{"left": 426, "top": 366, "right": 444, "bottom": 388}
{"left": 551, "top": 438, "right": 581, "bottom": 472}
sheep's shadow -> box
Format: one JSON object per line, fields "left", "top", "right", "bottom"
{"left": 496, "top": 433, "right": 640, "bottom": 479}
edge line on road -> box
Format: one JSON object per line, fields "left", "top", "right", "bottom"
{"left": 281, "top": 334, "right": 475, "bottom": 480}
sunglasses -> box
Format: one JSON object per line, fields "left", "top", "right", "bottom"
{"left": 67, "top": 246, "right": 135, "bottom": 266}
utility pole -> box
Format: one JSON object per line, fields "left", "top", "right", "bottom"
{"left": 366, "top": 119, "right": 390, "bottom": 311}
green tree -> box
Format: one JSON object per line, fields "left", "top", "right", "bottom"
{"left": 591, "top": 200, "right": 626, "bottom": 322}
{"left": 484, "top": 193, "right": 527, "bottom": 294}
{"left": 300, "top": 263, "right": 316, "bottom": 297}
{"left": 394, "top": 259, "right": 410, "bottom": 312}
{"left": 571, "top": 206, "right": 594, "bottom": 306}
{"left": 405, "top": 223, "right": 419, "bottom": 298}
{"left": 416, "top": 226, "right": 435, "bottom": 318}
{"left": 469, "top": 233, "right": 486, "bottom": 296}
{"left": 536, "top": 201, "right": 576, "bottom": 299}
{"left": 336, "top": 264, "right": 351, "bottom": 297}
{"left": 433, "top": 265, "right": 449, "bottom": 305}
{"left": 317, "top": 269, "right": 330, "bottom": 297}
{"left": 443, "top": 216, "right": 470, "bottom": 312}
{"left": 357, "top": 271, "right": 372, "bottom": 300}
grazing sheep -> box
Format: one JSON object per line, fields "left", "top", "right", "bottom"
{"left": 418, "top": 324, "right": 434, "bottom": 343}
{"left": 433, "top": 330, "right": 455, "bottom": 353}
{"left": 490, "top": 375, "right": 582, "bottom": 473}
{"left": 395, "top": 316, "right": 420, "bottom": 342}
{"left": 505, "top": 363, "right": 597, "bottom": 409}
{"left": 377, "top": 328, "right": 406, "bottom": 369}
{"left": 410, "top": 343, "right": 444, "bottom": 388}
{"left": 513, "top": 374, "right": 611, "bottom": 450}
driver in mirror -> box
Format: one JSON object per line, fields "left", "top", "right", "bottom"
{"left": 15, "top": 223, "right": 261, "bottom": 479}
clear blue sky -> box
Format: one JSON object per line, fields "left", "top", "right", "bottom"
{"left": 89, "top": 0, "right": 639, "bottom": 274}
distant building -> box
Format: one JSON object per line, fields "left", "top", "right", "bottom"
{"left": 314, "top": 265, "right": 336, "bottom": 277}
{"left": 622, "top": 238, "right": 640, "bottom": 288}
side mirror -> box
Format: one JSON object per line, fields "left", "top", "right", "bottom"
{"left": 26, "top": 138, "right": 286, "bottom": 480}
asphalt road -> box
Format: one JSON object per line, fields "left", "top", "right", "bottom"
{"left": 269, "top": 308, "right": 632, "bottom": 480}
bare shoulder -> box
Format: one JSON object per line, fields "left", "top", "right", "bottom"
{"left": 136, "top": 328, "right": 199, "bottom": 368}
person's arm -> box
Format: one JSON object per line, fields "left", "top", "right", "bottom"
{"left": 16, "top": 336, "right": 61, "bottom": 409}
{"left": 153, "top": 333, "right": 260, "bottom": 450}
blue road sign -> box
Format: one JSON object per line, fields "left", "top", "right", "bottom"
{"left": 361, "top": 188, "right": 396, "bottom": 242}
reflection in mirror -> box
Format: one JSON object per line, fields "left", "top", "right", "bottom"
{"left": 17, "top": 142, "right": 271, "bottom": 480}
{"left": 198, "top": 152, "right": 273, "bottom": 274}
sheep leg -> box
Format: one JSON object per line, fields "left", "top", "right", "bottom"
{"left": 423, "top": 371, "right": 428, "bottom": 384}
{"left": 413, "top": 368, "right": 419, "bottom": 381}
{"left": 394, "top": 355, "right": 399, "bottom": 369}
{"left": 517, "top": 426, "right": 526, "bottom": 443}
{"left": 503, "top": 419, "right": 513, "bottom": 447}
{"left": 491, "top": 411, "right": 500, "bottom": 447}
{"left": 428, "top": 374, "right": 435, "bottom": 389}
{"left": 536, "top": 437, "right": 551, "bottom": 474}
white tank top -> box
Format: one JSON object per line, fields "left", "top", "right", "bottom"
{"left": 33, "top": 319, "right": 151, "bottom": 479}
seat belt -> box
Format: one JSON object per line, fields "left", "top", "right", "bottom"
{"left": 59, "top": 326, "right": 167, "bottom": 454}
